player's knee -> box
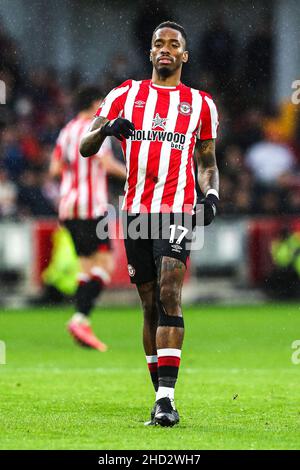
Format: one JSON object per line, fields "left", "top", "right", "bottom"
{"left": 104, "top": 256, "right": 115, "bottom": 275}
{"left": 158, "top": 282, "right": 184, "bottom": 328}
{"left": 143, "top": 304, "right": 158, "bottom": 326}
{"left": 138, "top": 282, "right": 158, "bottom": 322}
{"left": 105, "top": 259, "right": 115, "bottom": 276}
{"left": 141, "top": 296, "right": 155, "bottom": 319}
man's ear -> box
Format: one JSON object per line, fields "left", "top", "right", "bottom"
{"left": 149, "top": 49, "right": 153, "bottom": 62}
{"left": 182, "top": 51, "right": 189, "bottom": 63}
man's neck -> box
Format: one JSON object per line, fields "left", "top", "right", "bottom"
{"left": 151, "top": 70, "right": 181, "bottom": 87}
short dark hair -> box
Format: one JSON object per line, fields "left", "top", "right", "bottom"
{"left": 74, "top": 86, "right": 103, "bottom": 112}
{"left": 152, "top": 21, "right": 187, "bottom": 47}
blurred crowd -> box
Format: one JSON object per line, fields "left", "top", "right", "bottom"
{"left": 0, "top": 13, "right": 300, "bottom": 220}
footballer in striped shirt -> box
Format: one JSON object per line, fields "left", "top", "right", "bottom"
{"left": 50, "top": 86, "right": 126, "bottom": 352}
{"left": 80, "top": 21, "right": 220, "bottom": 426}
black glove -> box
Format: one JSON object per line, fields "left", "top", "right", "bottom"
{"left": 101, "top": 118, "right": 135, "bottom": 141}
{"left": 193, "top": 193, "right": 219, "bottom": 226}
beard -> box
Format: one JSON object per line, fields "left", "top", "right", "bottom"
{"left": 154, "top": 59, "right": 182, "bottom": 78}
{"left": 156, "top": 65, "right": 174, "bottom": 78}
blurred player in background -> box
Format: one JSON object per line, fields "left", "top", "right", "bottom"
{"left": 50, "top": 86, "right": 126, "bottom": 351}
{"left": 80, "top": 22, "right": 219, "bottom": 426}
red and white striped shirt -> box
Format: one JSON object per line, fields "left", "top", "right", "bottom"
{"left": 96, "top": 79, "right": 218, "bottom": 214}
{"left": 52, "top": 116, "right": 113, "bottom": 220}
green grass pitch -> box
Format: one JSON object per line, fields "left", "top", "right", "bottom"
{"left": 0, "top": 303, "right": 300, "bottom": 450}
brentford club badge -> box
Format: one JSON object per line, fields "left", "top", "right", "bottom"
{"left": 178, "top": 102, "right": 192, "bottom": 116}
{"left": 128, "top": 264, "right": 136, "bottom": 277}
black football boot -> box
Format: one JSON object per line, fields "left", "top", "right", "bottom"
{"left": 154, "top": 397, "right": 179, "bottom": 427}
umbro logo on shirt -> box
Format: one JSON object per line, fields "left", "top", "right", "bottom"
{"left": 134, "top": 100, "right": 145, "bottom": 108}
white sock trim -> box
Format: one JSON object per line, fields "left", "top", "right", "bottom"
{"left": 156, "top": 386, "right": 175, "bottom": 403}
{"left": 157, "top": 348, "right": 181, "bottom": 358}
{"left": 71, "top": 313, "right": 90, "bottom": 325}
{"left": 146, "top": 355, "right": 158, "bottom": 364}
{"left": 90, "top": 266, "right": 111, "bottom": 285}
{"left": 77, "top": 273, "right": 90, "bottom": 283}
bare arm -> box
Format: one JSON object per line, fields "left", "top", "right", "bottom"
{"left": 195, "top": 139, "right": 219, "bottom": 195}
{"left": 101, "top": 152, "right": 127, "bottom": 180}
{"left": 49, "top": 153, "right": 63, "bottom": 180}
{"left": 80, "top": 116, "right": 109, "bottom": 158}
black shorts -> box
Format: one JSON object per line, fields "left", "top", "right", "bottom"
{"left": 63, "top": 217, "right": 111, "bottom": 257}
{"left": 122, "top": 212, "right": 195, "bottom": 284}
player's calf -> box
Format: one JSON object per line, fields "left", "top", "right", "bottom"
{"left": 155, "top": 257, "right": 185, "bottom": 414}
{"left": 137, "top": 281, "right": 159, "bottom": 394}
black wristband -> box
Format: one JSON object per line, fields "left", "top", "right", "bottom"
{"left": 205, "top": 193, "right": 219, "bottom": 208}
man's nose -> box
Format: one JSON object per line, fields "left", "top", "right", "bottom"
{"left": 160, "top": 45, "right": 171, "bottom": 54}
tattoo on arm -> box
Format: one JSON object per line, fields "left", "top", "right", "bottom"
{"left": 89, "top": 116, "right": 108, "bottom": 132}
{"left": 80, "top": 116, "right": 108, "bottom": 158}
{"left": 195, "top": 139, "right": 219, "bottom": 195}
{"left": 197, "top": 139, "right": 213, "bottom": 154}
